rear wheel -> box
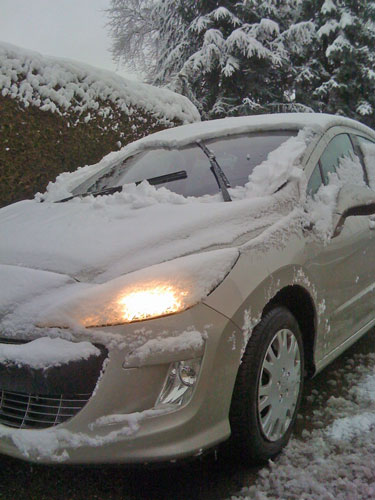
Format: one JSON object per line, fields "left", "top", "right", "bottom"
{"left": 229, "top": 306, "right": 304, "bottom": 464}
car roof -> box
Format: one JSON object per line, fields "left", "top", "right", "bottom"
{"left": 134, "top": 113, "right": 375, "bottom": 150}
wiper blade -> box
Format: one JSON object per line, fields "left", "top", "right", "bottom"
{"left": 135, "top": 170, "right": 187, "bottom": 186}
{"left": 55, "top": 171, "right": 187, "bottom": 203}
{"left": 196, "top": 141, "right": 232, "bottom": 202}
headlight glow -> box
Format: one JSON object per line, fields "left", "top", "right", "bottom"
{"left": 116, "top": 285, "right": 186, "bottom": 323}
{"left": 36, "top": 249, "right": 240, "bottom": 328}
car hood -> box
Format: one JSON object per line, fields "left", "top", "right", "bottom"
{"left": 0, "top": 187, "right": 293, "bottom": 284}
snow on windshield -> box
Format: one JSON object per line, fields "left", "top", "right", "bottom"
{"left": 38, "top": 125, "right": 313, "bottom": 203}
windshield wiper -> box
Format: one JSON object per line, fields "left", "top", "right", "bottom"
{"left": 135, "top": 170, "right": 187, "bottom": 186}
{"left": 55, "top": 170, "right": 188, "bottom": 203}
{"left": 196, "top": 141, "right": 232, "bottom": 202}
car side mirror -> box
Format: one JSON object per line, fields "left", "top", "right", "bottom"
{"left": 333, "top": 184, "right": 375, "bottom": 237}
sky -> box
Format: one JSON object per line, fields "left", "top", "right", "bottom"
{"left": 0, "top": 0, "right": 139, "bottom": 80}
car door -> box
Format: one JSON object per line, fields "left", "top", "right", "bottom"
{"left": 304, "top": 132, "right": 375, "bottom": 355}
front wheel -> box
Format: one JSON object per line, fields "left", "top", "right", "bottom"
{"left": 229, "top": 306, "right": 304, "bottom": 464}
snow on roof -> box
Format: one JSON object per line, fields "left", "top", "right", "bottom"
{"left": 134, "top": 112, "right": 375, "bottom": 149}
{"left": 0, "top": 41, "right": 200, "bottom": 125}
{"left": 38, "top": 112, "right": 375, "bottom": 202}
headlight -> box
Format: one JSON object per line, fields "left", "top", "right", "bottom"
{"left": 37, "top": 248, "right": 239, "bottom": 328}
{"left": 117, "top": 285, "right": 186, "bottom": 323}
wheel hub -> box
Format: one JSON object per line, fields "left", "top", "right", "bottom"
{"left": 258, "top": 328, "right": 301, "bottom": 442}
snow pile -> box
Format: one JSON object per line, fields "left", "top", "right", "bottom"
{"left": 124, "top": 329, "right": 205, "bottom": 366}
{"left": 230, "top": 350, "right": 375, "bottom": 500}
{"left": 0, "top": 41, "right": 200, "bottom": 126}
{"left": 0, "top": 264, "right": 73, "bottom": 319}
{"left": 239, "top": 128, "right": 311, "bottom": 198}
{"left": 0, "top": 337, "right": 100, "bottom": 369}
{"left": 305, "top": 151, "right": 366, "bottom": 242}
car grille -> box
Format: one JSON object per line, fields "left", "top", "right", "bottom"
{"left": 0, "top": 390, "right": 91, "bottom": 429}
{"left": 0, "top": 337, "right": 108, "bottom": 430}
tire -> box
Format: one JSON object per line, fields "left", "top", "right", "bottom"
{"left": 229, "top": 306, "right": 304, "bottom": 464}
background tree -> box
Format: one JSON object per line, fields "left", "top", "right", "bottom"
{"left": 291, "top": 0, "right": 375, "bottom": 126}
{"left": 107, "top": 0, "right": 375, "bottom": 126}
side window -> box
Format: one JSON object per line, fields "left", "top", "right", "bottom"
{"left": 307, "top": 164, "right": 323, "bottom": 197}
{"left": 307, "top": 133, "right": 366, "bottom": 198}
{"left": 319, "top": 134, "right": 356, "bottom": 185}
{"left": 357, "top": 136, "right": 375, "bottom": 190}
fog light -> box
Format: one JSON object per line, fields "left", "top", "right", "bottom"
{"left": 155, "top": 358, "right": 202, "bottom": 409}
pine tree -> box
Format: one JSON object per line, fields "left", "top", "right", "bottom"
{"left": 107, "top": 0, "right": 293, "bottom": 117}
{"left": 106, "top": 0, "right": 375, "bottom": 126}
{"left": 294, "top": 0, "right": 375, "bottom": 126}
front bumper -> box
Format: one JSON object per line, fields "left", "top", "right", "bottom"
{"left": 0, "top": 303, "right": 243, "bottom": 464}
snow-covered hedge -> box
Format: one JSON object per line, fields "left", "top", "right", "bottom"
{"left": 0, "top": 42, "right": 200, "bottom": 207}
{"left": 0, "top": 41, "right": 200, "bottom": 126}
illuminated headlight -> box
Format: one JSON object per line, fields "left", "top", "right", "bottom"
{"left": 155, "top": 358, "right": 202, "bottom": 409}
{"left": 37, "top": 249, "right": 239, "bottom": 328}
{"left": 117, "top": 285, "right": 186, "bottom": 323}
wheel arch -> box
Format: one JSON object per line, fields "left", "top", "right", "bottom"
{"left": 262, "top": 285, "right": 317, "bottom": 377}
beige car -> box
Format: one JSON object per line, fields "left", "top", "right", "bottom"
{"left": 1, "top": 113, "right": 375, "bottom": 465}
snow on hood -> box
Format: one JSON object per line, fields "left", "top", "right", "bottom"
{"left": 0, "top": 185, "right": 294, "bottom": 283}
{"left": 0, "top": 337, "right": 100, "bottom": 369}
{"left": 0, "top": 249, "right": 239, "bottom": 337}
{"left": 0, "top": 129, "right": 311, "bottom": 336}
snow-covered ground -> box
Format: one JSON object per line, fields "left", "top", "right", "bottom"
{"left": 230, "top": 335, "right": 375, "bottom": 500}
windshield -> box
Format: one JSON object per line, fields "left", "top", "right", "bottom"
{"left": 76, "top": 131, "right": 296, "bottom": 198}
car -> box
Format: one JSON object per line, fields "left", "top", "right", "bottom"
{"left": 1, "top": 113, "right": 375, "bottom": 465}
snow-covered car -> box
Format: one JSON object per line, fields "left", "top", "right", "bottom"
{"left": 1, "top": 113, "right": 375, "bottom": 465}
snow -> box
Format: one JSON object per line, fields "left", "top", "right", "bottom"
{"left": 0, "top": 41, "right": 200, "bottom": 126}
{"left": 326, "top": 34, "right": 352, "bottom": 58}
{"left": 212, "top": 7, "right": 241, "bottom": 26}
{"left": 31, "top": 249, "right": 240, "bottom": 329}
{"left": 305, "top": 152, "right": 366, "bottom": 243}
{"left": 317, "top": 20, "right": 338, "bottom": 39}
{"left": 124, "top": 329, "right": 205, "bottom": 365}
{"left": 241, "top": 129, "right": 309, "bottom": 197}
{"left": 0, "top": 264, "right": 73, "bottom": 319}
{"left": 230, "top": 350, "right": 375, "bottom": 500}
{"left": 321, "top": 0, "right": 337, "bottom": 15}
{"left": 0, "top": 120, "right": 367, "bottom": 337}
{"left": 360, "top": 140, "right": 375, "bottom": 189}
{"left": 0, "top": 122, "right": 320, "bottom": 338}
{"left": 0, "top": 407, "right": 170, "bottom": 463}
{"left": 0, "top": 337, "right": 100, "bottom": 369}
{"left": 357, "top": 101, "right": 373, "bottom": 117}
{"left": 32, "top": 113, "right": 373, "bottom": 205}
{"left": 340, "top": 11, "right": 355, "bottom": 29}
